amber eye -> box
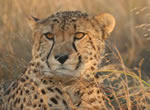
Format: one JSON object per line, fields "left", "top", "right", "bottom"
{"left": 44, "top": 32, "right": 54, "bottom": 40}
{"left": 74, "top": 32, "right": 85, "bottom": 40}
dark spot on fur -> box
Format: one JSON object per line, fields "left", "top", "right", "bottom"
{"left": 86, "top": 74, "right": 90, "bottom": 77}
{"left": 12, "top": 82, "right": 18, "bottom": 90}
{"left": 47, "top": 87, "right": 54, "bottom": 92}
{"left": 16, "top": 89, "right": 19, "bottom": 94}
{"left": 99, "top": 101, "right": 102, "bottom": 103}
{"left": 50, "top": 97, "right": 58, "bottom": 104}
{"left": 89, "top": 98, "right": 95, "bottom": 103}
{"left": 56, "top": 95, "right": 60, "bottom": 99}
{"left": 42, "top": 80, "right": 48, "bottom": 84}
{"left": 41, "top": 58, "right": 45, "bottom": 61}
{"left": 33, "top": 104, "right": 37, "bottom": 108}
{"left": 20, "top": 78, "right": 25, "bottom": 82}
{"left": 41, "top": 89, "right": 46, "bottom": 94}
{"left": 88, "top": 90, "right": 94, "bottom": 95}
{"left": 30, "top": 63, "right": 35, "bottom": 66}
{"left": 49, "top": 80, "right": 53, "bottom": 83}
{"left": 40, "top": 98, "right": 43, "bottom": 103}
{"left": 33, "top": 69, "right": 38, "bottom": 73}
{"left": 95, "top": 74, "right": 99, "bottom": 79}
{"left": 36, "top": 62, "right": 40, "bottom": 67}
{"left": 94, "top": 63, "right": 97, "bottom": 66}
{"left": 24, "top": 83, "right": 27, "bottom": 86}
{"left": 14, "top": 98, "right": 17, "bottom": 106}
{"left": 20, "top": 90, "right": 23, "bottom": 95}
{"left": 23, "top": 97, "right": 26, "bottom": 102}
{"left": 25, "top": 76, "right": 29, "bottom": 79}
{"left": 55, "top": 88, "right": 62, "bottom": 95}
{"left": 91, "top": 66, "right": 95, "bottom": 70}
{"left": 20, "top": 104, "right": 23, "bottom": 110}
{"left": 34, "top": 94, "right": 38, "bottom": 99}
{"left": 62, "top": 99, "right": 68, "bottom": 107}
{"left": 86, "top": 85, "right": 89, "bottom": 88}
{"left": 48, "top": 103, "right": 52, "bottom": 107}
{"left": 35, "top": 55, "right": 39, "bottom": 59}
{"left": 31, "top": 86, "right": 35, "bottom": 90}
{"left": 12, "top": 93, "right": 15, "bottom": 99}
{"left": 25, "top": 90, "right": 30, "bottom": 94}
{"left": 17, "top": 98, "right": 21, "bottom": 103}
{"left": 74, "top": 24, "right": 77, "bottom": 30}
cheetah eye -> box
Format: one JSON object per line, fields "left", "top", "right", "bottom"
{"left": 44, "top": 32, "right": 54, "bottom": 40}
{"left": 74, "top": 32, "right": 86, "bottom": 40}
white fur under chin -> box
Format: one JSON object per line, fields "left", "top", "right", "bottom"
{"left": 42, "top": 67, "right": 82, "bottom": 79}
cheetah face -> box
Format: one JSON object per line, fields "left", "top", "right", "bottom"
{"left": 28, "top": 11, "right": 115, "bottom": 78}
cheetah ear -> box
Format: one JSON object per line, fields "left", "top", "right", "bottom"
{"left": 94, "top": 13, "right": 115, "bottom": 39}
{"left": 27, "top": 16, "right": 39, "bottom": 30}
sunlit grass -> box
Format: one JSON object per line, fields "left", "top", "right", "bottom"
{"left": 95, "top": 69, "right": 150, "bottom": 87}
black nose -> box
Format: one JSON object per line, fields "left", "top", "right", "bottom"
{"left": 54, "top": 55, "right": 69, "bottom": 64}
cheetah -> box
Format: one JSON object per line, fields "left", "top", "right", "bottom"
{"left": 0, "top": 10, "right": 150, "bottom": 110}
{"left": 0, "top": 11, "right": 116, "bottom": 110}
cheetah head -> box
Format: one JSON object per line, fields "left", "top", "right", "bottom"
{"left": 27, "top": 11, "right": 115, "bottom": 78}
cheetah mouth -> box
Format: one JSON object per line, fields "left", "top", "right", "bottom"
{"left": 55, "top": 67, "right": 73, "bottom": 72}
{"left": 50, "top": 68, "right": 75, "bottom": 77}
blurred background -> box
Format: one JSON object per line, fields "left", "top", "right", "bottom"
{"left": 0, "top": 0, "right": 150, "bottom": 83}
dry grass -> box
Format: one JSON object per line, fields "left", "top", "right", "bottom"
{"left": 0, "top": 0, "right": 150, "bottom": 109}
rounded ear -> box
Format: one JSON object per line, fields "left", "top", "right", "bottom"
{"left": 27, "top": 16, "right": 39, "bottom": 30}
{"left": 94, "top": 13, "right": 116, "bottom": 39}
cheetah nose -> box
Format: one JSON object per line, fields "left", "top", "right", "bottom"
{"left": 54, "top": 55, "right": 69, "bottom": 64}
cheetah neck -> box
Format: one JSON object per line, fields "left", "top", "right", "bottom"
{"left": 80, "top": 62, "right": 99, "bottom": 81}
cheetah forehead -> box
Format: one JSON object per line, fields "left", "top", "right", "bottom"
{"left": 36, "top": 11, "right": 92, "bottom": 32}
{"left": 41, "top": 11, "right": 88, "bottom": 24}
{"left": 51, "top": 11, "right": 88, "bottom": 20}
